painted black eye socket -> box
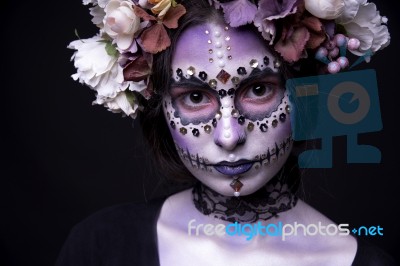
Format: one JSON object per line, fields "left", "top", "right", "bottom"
{"left": 252, "top": 84, "right": 267, "bottom": 97}
{"left": 189, "top": 91, "right": 204, "bottom": 104}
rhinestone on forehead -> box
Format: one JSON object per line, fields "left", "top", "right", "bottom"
{"left": 206, "top": 25, "right": 231, "bottom": 69}
{"left": 216, "top": 69, "right": 231, "bottom": 84}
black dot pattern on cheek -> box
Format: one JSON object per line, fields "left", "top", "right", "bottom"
{"left": 264, "top": 56, "right": 270, "bottom": 66}
{"left": 218, "top": 89, "right": 227, "bottom": 98}
{"left": 228, "top": 88, "right": 235, "bottom": 95}
{"left": 238, "top": 116, "right": 245, "bottom": 125}
{"left": 279, "top": 113, "right": 286, "bottom": 122}
{"left": 212, "top": 119, "right": 217, "bottom": 128}
{"left": 237, "top": 67, "right": 247, "bottom": 75}
{"left": 192, "top": 128, "right": 200, "bottom": 137}
{"left": 260, "top": 124, "right": 268, "bottom": 132}
{"left": 176, "top": 68, "right": 183, "bottom": 77}
{"left": 199, "top": 71, "right": 208, "bottom": 81}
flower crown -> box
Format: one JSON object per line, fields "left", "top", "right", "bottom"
{"left": 69, "top": 0, "right": 390, "bottom": 118}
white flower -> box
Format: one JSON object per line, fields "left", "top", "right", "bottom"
{"left": 83, "top": 0, "right": 110, "bottom": 8}
{"left": 335, "top": 0, "right": 366, "bottom": 24}
{"left": 103, "top": 0, "right": 140, "bottom": 50}
{"left": 90, "top": 5, "right": 106, "bottom": 27}
{"left": 68, "top": 35, "right": 129, "bottom": 99}
{"left": 69, "top": 36, "right": 147, "bottom": 117}
{"left": 304, "top": 0, "right": 345, "bottom": 20}
{"left": 337, "top": 1, "right": 390, "bottom": 55}
{"left": 96, "top": 92, "right": 142, "bottom": 118}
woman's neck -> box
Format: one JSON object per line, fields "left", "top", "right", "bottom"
{"left": 192, "top": 173, "right": 298, "bottom": 224}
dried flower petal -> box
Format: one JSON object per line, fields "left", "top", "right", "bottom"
{"left": 123, "top": 55, "right": 152, "bottom": 82}
{"left": 275, "top": 26, "right": 310, "bottom": 62}
{"left": 140, "top": 23, "right": 171, "bottom": 53}
{"left": 134, "top": 5, "right": 156, "bottom": 21}
{"left": 220, "top": 0, "right": 257, "bottom": 27}
{"left": 162, "top": 4, "right": 187, "bottom": 29}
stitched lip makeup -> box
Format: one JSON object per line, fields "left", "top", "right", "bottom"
{"left": 213, "top": 159, "right": 254, "bottom": 176}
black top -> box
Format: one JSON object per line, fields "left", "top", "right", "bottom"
{"left": 55, "top": 198, "right": 397, "bottom": 266}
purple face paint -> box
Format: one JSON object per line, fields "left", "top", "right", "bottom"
{"left": 163, "top": 21, "right": 293, "bottom": 197}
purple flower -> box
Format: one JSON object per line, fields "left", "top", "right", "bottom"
{"left": 254, "top": 0, "right": 301, "bottom": 42}
{"left": 220, "top": 0, "right": 257, "bottom": 27}
{"left": 256, "top": 0, "right": 301, "bottom": 21}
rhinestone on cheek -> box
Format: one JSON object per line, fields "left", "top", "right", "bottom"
{"left": 250, "top": 59, "right": 259, "bottom": 68}
{"left": 209, "top": 58, "right": 214, "bottom": 63}
{"left": 231, "top": 76, "right": 240, "bottom": 85}
{"left": 209, "top": 79, "right": 217, "bottom": 88}
{"left": 180, "top": 127, "right": 187, "bottom": 135}
{"left": 208, "top": 49, "right": 213, "bottom": 54}
{"left": 176, "top": 68, "right": 183, "bottom": 77}
{"left": 215, "top": 111, "right": 222, "bottom": 120}
{"left": 187, "top": 66, "right": 195, "bottom": 76}
{"left": 231, "top": 109, "right": 239, "bottom": 118}
{"left": 285, "top": 105, "right": 291, "bottom": 114}
{"left": 272, "top": 119, "right": 278, "bottom": 128}
{"left": 216, "top": 69, "right": 231, "bottom": 84}
{"left": 247, "top": 122, "right": 254, "bottom": 132}
{"left": 228, "top": 88, "right": 235, "bottom": 95}
{"left": 170, "top": 121, "right": 175, "bottom": 129}
{"left": 204, "top": 125, "right": 212, "bottom": 134}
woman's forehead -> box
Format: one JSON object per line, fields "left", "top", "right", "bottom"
{"left": 171, "top": 22, "right": 278, "bottom": 79}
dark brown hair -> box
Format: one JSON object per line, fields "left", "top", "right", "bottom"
{"left": 139, "top": 0, "right": 224, "bottom": 182}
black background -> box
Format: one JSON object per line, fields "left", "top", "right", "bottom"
{"left": 2, "top": 1, "right": 400, "bottom": 265}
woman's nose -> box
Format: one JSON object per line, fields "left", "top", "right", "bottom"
{"left": 214, "top": 116, "right": 246, "bottom": 151}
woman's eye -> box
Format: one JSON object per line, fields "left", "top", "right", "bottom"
{"left": 189, "top": 91, "right": 205, "bottom": 104}
{"left": 182, "top": 91, "right": 210, "bottom": 106}
{"left": 244, "top": 84, "right": 273, "bottom": 100}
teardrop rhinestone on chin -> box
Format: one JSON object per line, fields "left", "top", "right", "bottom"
{"left": 230, "top": 179, "right": 243, "bottom": 197}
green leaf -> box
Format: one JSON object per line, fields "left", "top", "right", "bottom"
{"left": 125, "top": 91, "right": 138, "bottom": 106}
{"left": 74, "top": 29, "right": 84, "bottom": 42}
{"left": 105, "top": 42, "right": 119, "bottom": 57}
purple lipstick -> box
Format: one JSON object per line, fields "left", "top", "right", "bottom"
{"left": 213, "top": 159, "right": 254, "bottom": 176}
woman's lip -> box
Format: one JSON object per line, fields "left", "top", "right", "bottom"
{"left": 214, "top": 159, "right": 253, "bottom": 167}
{"left": 213, "top": 161, "right": 254, "bottom": 176}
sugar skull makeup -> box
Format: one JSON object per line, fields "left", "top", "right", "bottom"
{"left": 163, "top": 22, "right": 293, "bottom": 197}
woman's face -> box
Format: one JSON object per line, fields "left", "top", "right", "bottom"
{"left": 163, "top": 22, "right": 293, "bottom": 196}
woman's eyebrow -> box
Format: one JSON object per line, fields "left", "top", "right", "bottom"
{"left": 239, "top": 68, "right": 283, "bottom": 88}
{"left": 170, "top": 76, "right": 212, "bottom": 90}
